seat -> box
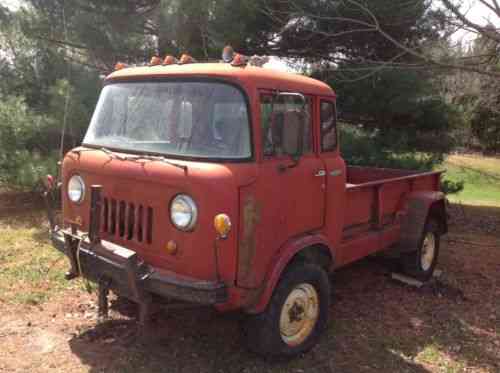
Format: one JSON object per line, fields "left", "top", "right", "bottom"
{"left": 282, "top": 110, "right": 303, "bottom": 155}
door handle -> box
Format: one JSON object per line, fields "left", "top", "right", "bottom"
{"left": 314, "top": 170, "right": 326, "bottom": 177}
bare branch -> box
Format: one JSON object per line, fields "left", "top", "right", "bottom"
{"left": 477, "top": 0, "right": 500, "bottom": 17}
{"left": 493, "top": 0, "right": 500, "bottom": 13}
{"left": 262, "top": 0, "right": 500, "bottom": 78}
{"left": 441, "top": 0, "right": 500, "bottom": 43}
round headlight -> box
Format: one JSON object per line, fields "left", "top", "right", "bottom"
{"left": 67, "top": 175, "right": 85, "bottom": 203}
{"left": 170, "top": 194, "right": 198, "bottom": 231}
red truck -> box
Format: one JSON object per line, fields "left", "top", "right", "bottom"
{"left": 46, "top": 50, "right": 447, "bottom": 358}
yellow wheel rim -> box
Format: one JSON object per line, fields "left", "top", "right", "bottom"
{"left": 421, "top": 232, "right": 436, "bottom": 271}
{"left": 279, "top": 283, "right": 319, "bottom": 347}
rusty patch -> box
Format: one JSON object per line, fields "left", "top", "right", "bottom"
{"left": 65, "top": 216, "right": 83, "bottom": 227}
{"left": 238, "top": 196, "right": 261, "bottom": 285}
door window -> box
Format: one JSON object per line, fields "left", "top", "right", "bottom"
{"left": 261, "top": 94, "right": 312, "bottom": 157}
{"left": 320, "top": 100, "right": 337, "bottom": 152}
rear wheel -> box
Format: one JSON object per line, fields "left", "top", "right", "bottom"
{"left": 242, "top": 263, "right": 330, "bottom": 358}
{"left": 401, "top": 219, "right": 440, "bottom": 281}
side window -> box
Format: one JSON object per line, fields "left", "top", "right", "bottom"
{"left": 320, "top": 100, "right": 337, "bottom": 152}
{"left": 260, "top": 94, "right": 312, "bottom": 157}
{"left": 261, "top": 95, "right": 274, "bottom": 156}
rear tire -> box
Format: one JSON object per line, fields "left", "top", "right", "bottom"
{"left": 242, "top": 263, "right": 330, "bottom": 358}
{"left": 401, "top": 219, "right": 440, "bottom": 281}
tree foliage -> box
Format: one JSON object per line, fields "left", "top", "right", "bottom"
{"left": 263, "top": 0, "right": 439, "bottom": 65}
{"left": 0, "top": 95, "right": 58, "bottom": 189}
{"left": 0, "top": 0, "right": 497, "bottom": 191}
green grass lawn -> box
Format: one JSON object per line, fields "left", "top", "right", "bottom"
{"left": 443, "top": 154, "right": 500, "bottom": 206}
{"left": 0, "top": 196, "right": 81, "bottom": 305}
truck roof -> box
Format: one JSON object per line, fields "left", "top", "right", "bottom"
{"left": 107, "top": 63, "right": 335, "bottom": 97}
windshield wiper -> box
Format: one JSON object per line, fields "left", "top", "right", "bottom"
{"left": 99, "top": 147, "right": 188, "bottom": 173}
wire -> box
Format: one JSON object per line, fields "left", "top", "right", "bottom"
{"left": 58, "top": 0, "right": 72, "bottom": 181}
{"left": 75, "top": 234, "right": 93, "bottom": 293}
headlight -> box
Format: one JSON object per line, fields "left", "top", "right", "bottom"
{"left": 67, "top": 175, "right": 85, "bottom": 203}
{"left": 170, "top": 194, "right": 198, "bottom": 231}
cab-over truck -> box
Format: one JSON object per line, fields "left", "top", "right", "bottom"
{"left": 46, "top": 50, "right": 447, "bottom": 358}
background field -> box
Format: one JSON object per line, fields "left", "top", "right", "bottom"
{"left": 444, "top": 155, "right": 500, "bottom": 207}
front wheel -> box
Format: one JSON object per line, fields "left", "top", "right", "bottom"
{"left": 401, "top": 219, "right": 441, "bottom": 281}
{"left": 242, "top": 263, "right": 330, "bottom": 358}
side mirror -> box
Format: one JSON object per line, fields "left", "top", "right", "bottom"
{"left": 273, "top": 92, "right": 306, "bottom": 160}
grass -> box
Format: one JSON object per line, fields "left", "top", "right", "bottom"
{"left": 0, "top": 196, "right": 81, "bottom": 305}
{"left": 442, "top": 154, "right": 500, "bottom": 206}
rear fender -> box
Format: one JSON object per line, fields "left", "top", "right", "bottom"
{"left": 244, "top": 233, "right": 334, "bottom": 314}
{"left": 399, "top": 191, "right": 447, "bottom": 253}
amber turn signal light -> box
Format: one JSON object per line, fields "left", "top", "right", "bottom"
{"left": 150, "top": 56, "right": 162, "bottom": 66}
{"left": 114, "top": 62, "right": 127, "bottom": 71}
{"left": 214, "top": 214, "right": 232, "bottom": 239}
{"left": 231, "top": 53, "right": 247, "bottom": 67}
{"left": 163, "top": 55, "right": 178, "bottom": 65}
{"left": 166, "top": 240, "right": 178, "bottom": 255}
{"left": 179, "top": 54, "right": 195, "bottom": 64}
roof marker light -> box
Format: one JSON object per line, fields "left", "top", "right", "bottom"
{"left": 222, "top": 45, "right": 235, "bottom": 63}
{"left": 179, "top": 54, "right": 195, "bottom": 64}
{"left": 114, "top": 62, "right": 127, "bottom": 71}
{"left": 163, "top": 55, "right": 178, "bottom": 65}
{"left": 150, "top": 56, "right": 162, "bottom": 66}
{"left": 231, "top": 53, "right": 248, "bottom": 67}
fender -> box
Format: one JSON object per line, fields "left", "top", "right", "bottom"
{"left": 244, "top": 232, "right": 334, "bottom": 314}
{"left": 399, "top": 191, "right": 447, "bottom": 253}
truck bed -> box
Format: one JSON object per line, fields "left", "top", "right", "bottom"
{"left": 339, "top": 166, "right": 444, "bottom": 265}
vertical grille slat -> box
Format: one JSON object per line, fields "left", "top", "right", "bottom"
{"left": 127, "top": 204, "right": 135, "bottom": 240}
{"left": 102, "top": 198, "right": 109, "bottom": 233}
{"left": 146, "top": 207, "right": 153, "bottom": 244}
{"left": 118, "top": 201, "right": 126, "bottom": 238}
{"left": 133, "top": 205, "right": 140, "bottom": 242}
{"left": 99, "top": 197, "right": 153, "bottom": 245}
{"left": 110, "top": 199, "right": 117, "bottom": 235}
{"left": 123, "top": 202, "right": 130, "bottom": 239}
{"left": 138, "top": 205, "right": 144, "bottom": 242}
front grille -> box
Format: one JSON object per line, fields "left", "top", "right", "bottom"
{"left": 101, "top": 197, "right": 153, "bottom": 244}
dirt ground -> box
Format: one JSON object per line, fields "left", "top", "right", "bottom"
{"left": 0, "top": 196, "right": 499, "bottom": 373}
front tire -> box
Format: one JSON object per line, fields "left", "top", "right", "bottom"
{"left": 242, "top": 263, "right": 330, "bottom": 358}
{"left": 401, "top": 219, "right": 440, "bottom": 281}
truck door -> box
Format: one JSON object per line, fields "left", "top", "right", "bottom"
{"left": 262, "top": 93, "right": 325, "bottom": 235}
{"left": 237, "top": 92, "right": 326, "bottom": 288}
{"left": 317, "top": 98, "right": 347, "bottom": 251}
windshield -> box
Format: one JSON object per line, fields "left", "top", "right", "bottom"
{"left": 83, "top": 81, "right": 252, "bottom": 160}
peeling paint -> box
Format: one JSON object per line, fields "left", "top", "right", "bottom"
{"left": 238, "top": 197, "right": 261, "bottom": 286}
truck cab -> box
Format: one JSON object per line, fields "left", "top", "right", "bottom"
{"left": 48, "top": 52, "right": 447, "bottom": 358}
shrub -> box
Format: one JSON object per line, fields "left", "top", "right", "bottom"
{"left": 340, "top": 124, "right": 443, "bottom": 171}
{"left": 339, "top": 124, "right": 462, "bottom": 195}
{"left": 0, "top": 95, "right": 59, "bottom": 190}
{"left": 441, "top": 179, "right": 464, "bottom": 195}
{"left": 1, "top": 151, "right": 59, "bottom": 191}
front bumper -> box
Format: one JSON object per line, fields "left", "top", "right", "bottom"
{"left": 51, "top": 229, "right": 228, "bottom": 305}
